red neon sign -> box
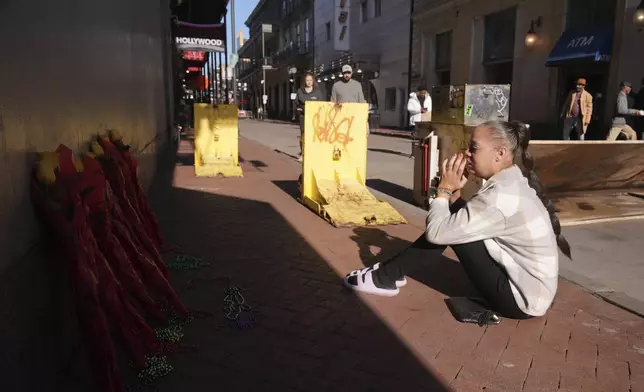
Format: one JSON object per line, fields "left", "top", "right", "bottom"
{"left": 187, "top": 66, "right": 201, "bottom": 72}
{"left": 183, "top": 51, "right": 206, "bottom": 61}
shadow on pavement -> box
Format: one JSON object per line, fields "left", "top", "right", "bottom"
{"left": 272, "top": 180, "right": 301, "bottom": 200}
{"left": 349, "top": 227, "right": 478, "bottom": 299}
{"left": 121, "top": 146, "right": 451, "bottom": 391}
{"left": 366, "top": 179, "right": 415, "bottom": 205}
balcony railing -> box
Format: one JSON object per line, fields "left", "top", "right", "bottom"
{"left": 238, "top": 57, "right": 276, "bottom": 79}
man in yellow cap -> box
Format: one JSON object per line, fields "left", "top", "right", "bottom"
{"left": 560, "top": 78, "right": 593, "bottom": 140}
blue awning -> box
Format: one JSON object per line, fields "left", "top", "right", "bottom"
{"left": 545, "top": 27, "right": 613, "bottom": 66}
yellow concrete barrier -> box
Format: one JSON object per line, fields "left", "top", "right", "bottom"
{"left": 301, "top": 101, "right": 406, "bottom": 227}
{"left": 194, "top": 103, "right": 243, "bottom": 177}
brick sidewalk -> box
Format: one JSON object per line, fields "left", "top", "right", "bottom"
{"left": 247, "top": 118, "right": 413, "bottom": 139}
{"left": 147, "top": 137, "right": 644, "bottom": 392}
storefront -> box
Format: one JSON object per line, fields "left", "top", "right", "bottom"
{"left": 546, "top": 26, "right": 614, "bottom": 139}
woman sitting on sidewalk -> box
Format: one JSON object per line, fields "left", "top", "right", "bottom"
{"left": 344, "top": 120, "right": 572, "bottom": 319}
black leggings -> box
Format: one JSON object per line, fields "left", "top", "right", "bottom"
{"left": 373, "top": 234, "right": 532, "bottom": 320}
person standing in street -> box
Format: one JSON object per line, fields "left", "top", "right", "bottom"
{"left": 607, "top": 81, "right": 644, "bottom": 141}
{"left": 407, "top": 85, "right": 433, "bottom": 156}
{"left": 560, "top": 78, "right": 593, "bottom": 140}
{"left": 295, "top": 72, "right": 325, "bottom": 161}
{"left": 330, "top": 65, "right": 366, "bottom": 104}
{"left": 330, "top": 64, "right": 368, "bottom": 135}
{"left": 407, "top": 85, "right": 433, "bottom": 129}
{"left": 631, "top": 77, "right": 644, "bottom": 138}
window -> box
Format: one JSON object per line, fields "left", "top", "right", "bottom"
{"left": 361, "top": 1, "right": 368, "bottom": 23}
{"left": 483, "top": 7, "right": 517, "bottom": 64}
{"left": 485, "top": 62, "right": 514, "bottom": 84}
{"left": 435, "top": 30, "right": 452, "bottom": 85}
{"left": 566, "top": 0, "right": 615, "bottom": 30}
{"left": 374, "top": 0, "right": 382, "bottom": 18}
{"left": 385, "top": 87, "right": 397, "bottom": 111}
{"left": 282, "top": 0, "right": 287, "bottom": 16}
{"left": 483, "top": 8, "right": 516, "bottom": 84}
{"left": 325, "top": 21, "right": 331, "bottom": 41}
{"left": 304, "top": 18, "right": 310, "bottom": 50}
{"left": 436, "top": 71, "right": 451, "bottom": 85}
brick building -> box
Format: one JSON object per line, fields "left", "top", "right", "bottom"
{"left": 237, "top": 0, "right": 314, "bottom": 120}
{"left": 314, "top": 0, "right": 413, "bottom": 128}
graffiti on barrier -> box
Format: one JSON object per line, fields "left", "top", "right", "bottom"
{"left": 311, "top": 105, "right": 355, "bottom": 146}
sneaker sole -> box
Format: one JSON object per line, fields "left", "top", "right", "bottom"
{"left": 342, "top": 277, "right": 400, "bottom": 297}
{"left": 348, "top": 268, "right": 407, "bottom": 288}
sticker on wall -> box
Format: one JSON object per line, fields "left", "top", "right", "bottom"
{"left": 465, "top": 104, "right": 473, "bottom": 117}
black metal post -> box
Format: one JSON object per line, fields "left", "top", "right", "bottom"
{"left": 406, "top": 0, "right": 415, "bottom": 127}
{"left": 215, "top": 53, "right": 219, "bottom": 104}
{"left": 218, "top": 52, "right": 224, "bottom": 103}
{"left": 224, "top": 25, "right": 229, "bottom": 104}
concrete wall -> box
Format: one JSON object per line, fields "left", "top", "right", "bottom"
{"left": 411, "top": 0, "right": 566, "bottom": 130}
{"left": 612, "top": 0, "right": 644, "bottom": 119}
{"left": 313, "top": 0, "right": 335, "bottom": 68}
{"left": 0, "top": 0, "right": 172, "bottom": 389}
{"left": 350, "top": 0, "right": 411, "bottom": 127}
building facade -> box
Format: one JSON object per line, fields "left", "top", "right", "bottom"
{"left": 237, "top": 0, "right": 314, "bottom": 120}
{"left": 314, "top": 0, "right": 412, "bottom": 128}
{"left": 410, "top": 0, "right": 644, "bottom": 139}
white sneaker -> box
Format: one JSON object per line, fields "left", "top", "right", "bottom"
{"left": 346, "top": 263, "right": 407, "bottom": 288}
{"left": 343, "top": 269, "right": 399, "bottom": 297}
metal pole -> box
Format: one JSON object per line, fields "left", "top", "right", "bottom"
{"left": 231, "top": 0, "right": 238, "bottom": 106}
{"left": 224, "top": 45, "right": 229, "bottom": 103}
{"left": 208, "top": 53, "right": 213, "bottom": 103}
{"left": 218, "top": 52, "right": 224, "bottom": 103}
{"left": 406, "top": 0, "right": 415, "bottom": 127}
{"left": 262, "top": 29, "right": 266, "bottom": 115}
{"left": 215, "top": 53, "right": 219, "bottom": 104}
{"left": 291, "top": 74, "right": 295, "bottom": 121}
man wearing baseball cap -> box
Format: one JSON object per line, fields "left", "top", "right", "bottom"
{"left": 560, "top": 78, "right": 593, "bottom": 140}
{"left": 607, "top": 81, "right": 643, "bottom": 140}
{"left": 330, "top": 64, "right": 366, "bottom": 104}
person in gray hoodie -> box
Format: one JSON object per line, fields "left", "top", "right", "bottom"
{"left": 607, "top": 81, "right": 644, "bottom": 140}
{"left": 330, "top": 65, "right": 366, "bottom": 104}
{"left": 330, "top": 64, "right": 368, "bottom": 135}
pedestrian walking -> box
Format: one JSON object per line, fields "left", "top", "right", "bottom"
{"left": 330, "top": 65, "right": 366, "bottom": 104}
{"left": 344, "top": 120, "right": 571, "bottom": 322}
{"left": 560, "top": 78, "right": 593, "bottom": 140}
{"left": 631, "top": 77, "right": 644, "bottom": 138}
{"left": 330, "top": 65, "right": 369, "bottom": 136}
{"left": 295, "top": 72, "right": 325, "bottom": 162}
{"left": 606, "top": 81, "right": 644, "bottom": 141}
